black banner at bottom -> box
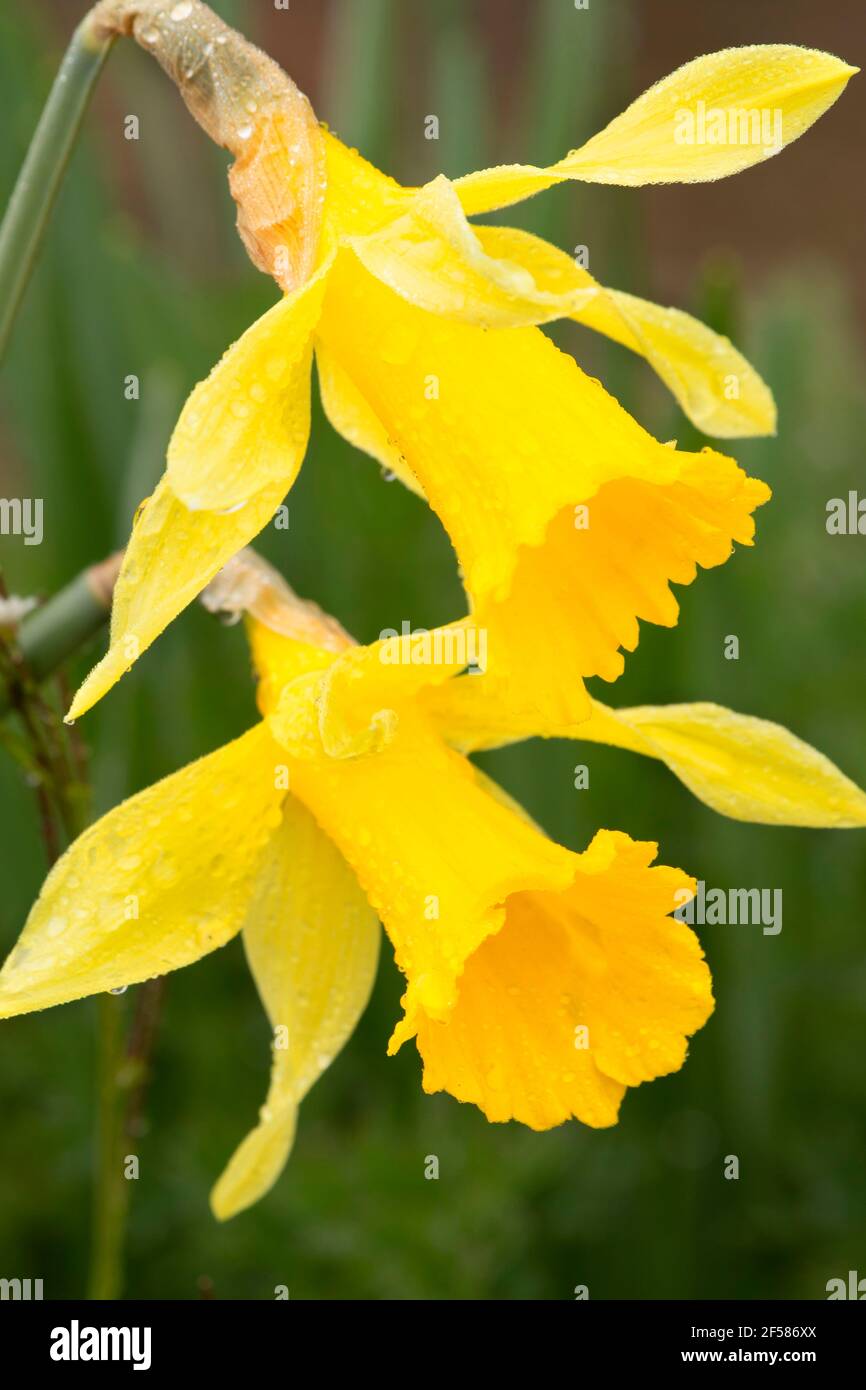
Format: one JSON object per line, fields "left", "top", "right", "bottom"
{"left": 1, "top": 1298, "right": 863, "bottom": 1374}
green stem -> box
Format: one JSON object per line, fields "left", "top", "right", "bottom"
{"left": 0, "top": 555, "right": 120, "bottom": 719}
{"left": 89, "top": 993, "right": 129, "bottom": 1301}
{"left": 88, "top": 976, "right": 167, "bottom": 1300}
{"left": 0, "top": 11, "right": 114, "bottom": 362}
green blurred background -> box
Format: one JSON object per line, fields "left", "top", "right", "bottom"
{"left": 1, "top": 0, "right": 864, "bottom": 1299}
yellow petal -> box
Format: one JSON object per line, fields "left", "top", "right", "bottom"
{"left": 321, "top": 130, "right": 412, "bottom": 241}
{"left": 211, "top": 797, "right": 380, "bottom": 1220}
{"left": 455, "top": 46, "right": 857, "bottom": 211}
{"left": 470, "top": 453, "right": 768, "bottom": 728}
{"left": 318, "top": 254, "right": 769, "bottom": 731}
{"left": 476, "top": 224, "right": 776, "bottom": 437}
{"left": 68, "top": 475, "right": 288, "bottom": 720}
{"left": 422, "top": 670, "right": 550, "bottom": 755}
{"left": 348, "top": 175, "right": 598, "bottom": 328}
{"left": 317, "top": 621, "right": 473, "bottom": 758}
{"left": 0, "top": 725, "right": 285, "bottom": 1018}
{"left": 576, "top": 700, "right": 866, "bottom": 828}
{"left": 416, "top": 830, "right": 712, "bottom": 1128}
{"left": 168, "top": 253, "right": 331, "bottom": 513}
{"left": 241, "top": 570, "right": 478, "bottom": 757}
{"left": 316, "top": 340, "right": 425, "bottom": 496}
{"left": 267, "top": 687, "right": 576, "bottom": 1034}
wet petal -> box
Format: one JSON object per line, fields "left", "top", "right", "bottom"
{"left": 348, "top": 175, "right": 598, "bottom": 328}
{"left": 211, "top": 797, "right": 380, "bottom": 1219}
{"left": 316, "top": 622, "right": 473, "bottom": 758}
{"left": 476, "top": 224, "right": 776, "bottom": 437}
{"left": 0, "top": 725, "right": 285, "bottom": 1017}
{"left": 455, "top": 46, "right": 857, "bottom": 211}
{"left": 576, "top": 700, "right": 866, "bottom": 827}
{"left": 321, "top": 130, "right": 412, "bottom": 241}
{"left": 316, "top": 341, "right": 425, "bottom": 496}
{"left": 168, "top": 253, "right": 331, "bottom": 513}
{"left": 68, "top": 475, "right": 288, "bottom": 720}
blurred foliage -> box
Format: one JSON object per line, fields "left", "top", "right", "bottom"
{"left": 0, "top": 0, "right": 864, "bottom": 1300}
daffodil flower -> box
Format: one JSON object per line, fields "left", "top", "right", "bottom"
{"left": 0, "top": 554, "right": 711, "bottom": 1218}
{"left": 5, "top": 553, "right": 865, "bottom": 1217}
{"left": 68, "top": 13, "right": 856, "bottom": 726}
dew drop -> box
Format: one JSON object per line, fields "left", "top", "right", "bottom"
{"left": 170, "top": 2, "right": 193, "bottom": 20}
{"left": 265, "top": 356, "right": 288, "bottom": 382}
{"left": 237, "top": 124, "right": 254, "bottom": 141}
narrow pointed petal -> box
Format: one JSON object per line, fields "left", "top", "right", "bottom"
{"left": 318, "top": 255, "right": 769, "bottom": 730}
{"left": 415, "top": 830, "right": 712, "bottom": 1128}
{"left": 211, "top": 798, "right": 380, "bottom": 1220}
{"left": 475, "top": 225, "right": 776, "bottom": 437}
{"left": 347, "top": 176, "right": 598, "bottom": 328}
{"left": 68, "top": 475, "right": 288, "bottom": 720}
{"left": 167, "top": 255, "right": 331, "bottom": 514}
{"left": 576, "top": 701, "right": 866, "bottom": 828}
{"left": 455, "top": 46, "right": 857, "bottom": 211}
{"left": 0, "top": 725, "right": 285, "bottom": 1018}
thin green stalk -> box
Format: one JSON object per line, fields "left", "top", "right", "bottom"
{"left": 0, "top": 554, "right": 137, "bottom": 1298}
{"left": 0, "top": 11, "right": 114, "bottom": 362}
{"left": 89, "top": 992, "right": 129, "bottom": 1301}
{"left": 89, "top": 976, "right": 167, "bottom": 1300}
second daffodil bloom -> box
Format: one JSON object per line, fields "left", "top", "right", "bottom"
{"left": 72, "top": 2, "right": 856, "bottom": 730}
{"left": 4, "top": 554, "right": 866, "bottom": 1218}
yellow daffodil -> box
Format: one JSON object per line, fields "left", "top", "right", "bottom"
{"left": 67, "top": 12, "right": 856, "bottom": 727}
{"left": 0, "top": 554, "right": 711, "bottom": 1218}
{"left": 5, "top": 553, "right": 866, "bottom": 1218}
